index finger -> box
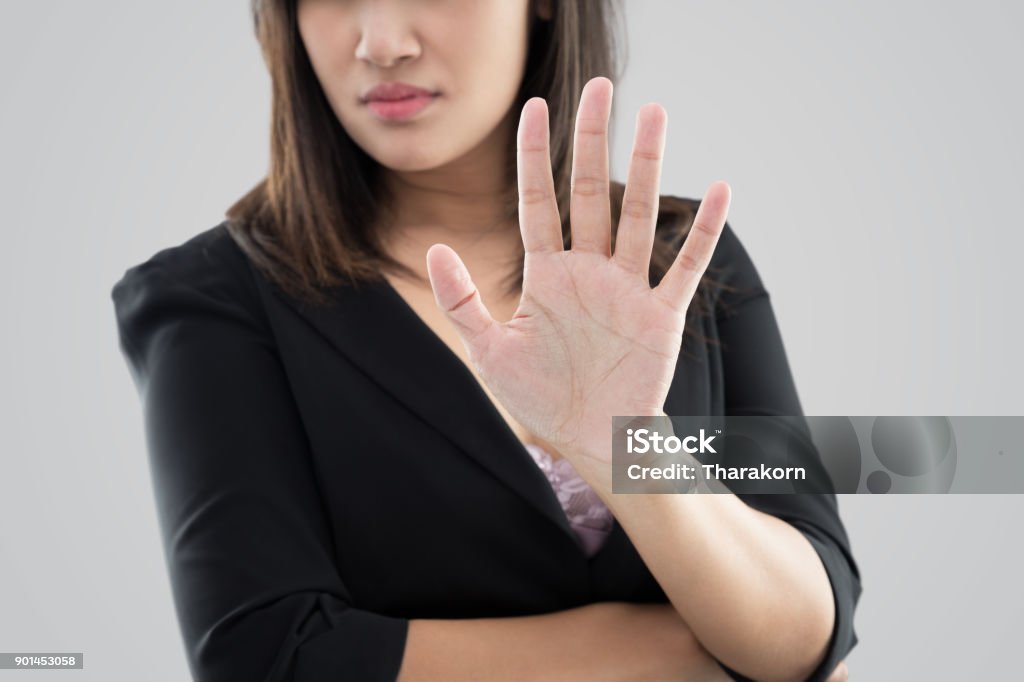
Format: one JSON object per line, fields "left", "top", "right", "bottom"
{"left": 517, "top": 97, "right": 564, "bottom": 254}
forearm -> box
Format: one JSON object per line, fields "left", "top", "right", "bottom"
{"left": 598, "top": 491, "right": 836, "bottom": 682}
{"left": 395, "top": 602, "right": 731, "bottom": 682}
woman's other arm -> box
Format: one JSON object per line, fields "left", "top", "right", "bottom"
{"left": 399, "top": 602, "right": 728, "bottom": 682}
{"left": 398, "top": 603, "right": 849, "bottom": 682}
{"left": 113, "top": 261, "right": 409, "bottom": 681}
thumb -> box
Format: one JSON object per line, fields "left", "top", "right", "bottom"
{"left": 425, "top": 243, "right": 497, "bottom": 349}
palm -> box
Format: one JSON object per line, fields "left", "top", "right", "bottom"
{"left": 426, "top": 76, "right": 731, "bottom": 479}
{"left": 484, "top": 251, "right": 684, "bottom": 459}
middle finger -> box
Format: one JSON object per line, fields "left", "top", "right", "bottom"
{"left": 569, "top": 76, "right": 614, "bottom": 257}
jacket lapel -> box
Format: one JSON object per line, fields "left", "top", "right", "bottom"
{"left": 260, "top": 273, "right": 584, "bottom": 548}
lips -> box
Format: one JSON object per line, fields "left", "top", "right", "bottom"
{"left": 362, "top": 82, "right": 438, "bottom": 102}
{"left": 365, "top": 93, "right": 438, "bottom": 121}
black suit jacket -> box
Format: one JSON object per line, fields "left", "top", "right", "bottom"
{"left": 111, "top": 215, "right": 861, "bottom": 682}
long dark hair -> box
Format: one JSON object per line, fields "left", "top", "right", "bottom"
{"left": 227, "top": 0, "right": 731, "bottom": 348}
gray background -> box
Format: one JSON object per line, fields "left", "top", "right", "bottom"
{"left": 1, "top": 1, "right": 1021, "bottom": 679}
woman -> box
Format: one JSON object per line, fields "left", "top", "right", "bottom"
{"left": 111, "top": 0, "right": 860, "bottom": 680}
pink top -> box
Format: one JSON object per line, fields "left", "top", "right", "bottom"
{"left": 523, "top": 443, "right": 614, "bottom": 557}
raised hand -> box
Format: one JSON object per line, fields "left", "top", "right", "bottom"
{"left": 425, "top": 76, "right": 731, "bottom": 484}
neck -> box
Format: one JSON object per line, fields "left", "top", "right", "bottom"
{"left": 376, "top": 107, "right": 523, "bottom": 294}
{"left": 380, "top": 215, "right": 523, "bottom": 299}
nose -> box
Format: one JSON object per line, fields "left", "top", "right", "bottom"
{"left": 354, "top": 1, "right": 421, "bottom": 68}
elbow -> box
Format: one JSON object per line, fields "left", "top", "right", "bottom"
{"left": 759, "top": 598, "right": 837, "bottom": 682}
{"left": 185, "top": 598, "right": 409, "bottom": 682}
{"left": 717, "top": 588, "right": 835, "bottom": 682}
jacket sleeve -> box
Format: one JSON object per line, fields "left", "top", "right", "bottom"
{"left": 111, "top": 261, "right": 409, "bottom": 682}
{"left": 708, "top": 225, "right": 862, "bottom": 682}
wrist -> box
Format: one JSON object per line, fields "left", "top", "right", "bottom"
{"left": 563, "top": 410, "right": 674, "bottom": 494}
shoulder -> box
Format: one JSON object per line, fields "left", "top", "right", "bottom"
{"left": 111, "top": 220, "right": 258, "bottom": 311}
{"left": 659, "top": 193, "right": 768, "bottom": 315}
{"left": 110, "top": 221, "right": 268, "bottom": 375}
